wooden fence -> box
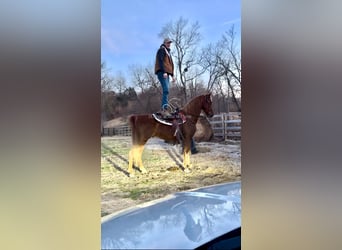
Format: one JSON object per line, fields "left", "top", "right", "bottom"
{"left": 209, "top": 113, "right": 241, "bottom": 140}
{"left": 102, "top": 125, "right": 131, "bottom": 137}
{"left": 101, "top": 112, "right": 241, "bottom": 140}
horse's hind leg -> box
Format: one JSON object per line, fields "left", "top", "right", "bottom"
{"left": 137, "top": 145, "right": 147, "bottom": 173}
{"left": 127, "top": 147, "right": 135, "bottom": 177}
{"left": 127, "top": 145, "right": 147, "bottom": 176}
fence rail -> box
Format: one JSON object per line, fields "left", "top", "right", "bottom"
{"left": 101, "top": 112, "right": 241, "bottom": 140}
{"left": 209, "top": 113, "right": 241, "bottom": 140}
{"left": 102, "top": 126, "right": 131, "bottom": 137}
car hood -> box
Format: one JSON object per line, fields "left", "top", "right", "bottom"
{"left": 101, "top": 181, "right": 241, "bottom": 249}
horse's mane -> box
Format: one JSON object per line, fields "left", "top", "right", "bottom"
{"left": 181, "top": 94, "right": 207, "bottom": 115}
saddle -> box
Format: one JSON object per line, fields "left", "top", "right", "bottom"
{"left": 152, "top": 108, "right": 186, "bottom": 126}
{"left": 152, "top": 108, "right": 186, "bottom": 143}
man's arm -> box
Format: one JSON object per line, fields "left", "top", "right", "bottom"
{"left": 157, "top": 48, "right": 166, "bottom": 73}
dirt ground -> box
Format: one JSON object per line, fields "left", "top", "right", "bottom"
{"left": 101, "top": 136, "right": 241, "bottom": 217}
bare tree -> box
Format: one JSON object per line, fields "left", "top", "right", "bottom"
{"left": 199, "top": 25, "right": 241, "bottom": 112}
{"left": 198, "top": 43, "right": 223, "bottom": 92}
{"left": 101, "top": 62, "right": 115, "bottom": 123}
{"left": 113, "top": 71, "right": 127, "bottom": 94}
{"left": 144, "top": 65, "right": 161, "bottom": 92}
{"left": 129, "top": 64, "right": 150, "bottom": 94}
{"left": 129, "top": 63, "right": 162, "bottom": 113}
{"left": 217, "top": 25, "right": 241, "bottom": 111}
{"left": 101, "top": 61, "right": 113, "bottom": 92}
{"left": 222, "top": 26, "right": 241, "bottom": 87}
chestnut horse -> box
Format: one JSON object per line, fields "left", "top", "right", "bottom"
{"left": 127, "top": 93, "right": 214, "bottom": 176}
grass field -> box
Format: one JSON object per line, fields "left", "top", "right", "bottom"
{"left": 101, "top": 136, "right": 241, "bottom": 216}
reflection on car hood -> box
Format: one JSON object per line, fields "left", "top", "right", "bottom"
{"left": 101, "top": 181, "right": 241, "bottom": 249}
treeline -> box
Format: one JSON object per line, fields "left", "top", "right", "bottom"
{"left": 101, "top": 85, "right": 240, "bottom": 121}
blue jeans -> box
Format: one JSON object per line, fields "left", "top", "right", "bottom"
{"left": 157, "top": 72, "right": 169, "bottom": 110}
{"left": 191, "top": 139, "right": 198, "bottom": 153}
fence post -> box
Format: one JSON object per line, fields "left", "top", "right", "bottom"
{"left": 225, "top": 113, "right": 228, "bottom": 140}
{"left": 221, "top": 113, "right": 225, "bottom": 140}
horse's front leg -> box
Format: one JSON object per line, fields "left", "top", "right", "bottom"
{"left": 182, "top": 141, "right": 192, "bottom": 172}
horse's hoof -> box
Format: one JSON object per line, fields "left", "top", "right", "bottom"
{"left": 184, "top": 168, "right": 191, "bottom": 173}
{"left": 140, "top": 169, "right": 147, "bottom": 174}
{"left": 128, "top": 172, "right": 135, "bottom": 177}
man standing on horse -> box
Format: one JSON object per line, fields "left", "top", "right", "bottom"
{"left": 154, "top": 37, "right": 198, "bottom": 154}
{"left": 154, "top": 38, "right": 176, "bottom": 117}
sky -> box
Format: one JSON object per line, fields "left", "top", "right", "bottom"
{"left": 101, "top": 0, "right": 241, "bottom": 81}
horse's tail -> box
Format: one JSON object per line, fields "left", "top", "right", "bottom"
{"left": 129, "top": 115, "right": 137, "bottom": 144}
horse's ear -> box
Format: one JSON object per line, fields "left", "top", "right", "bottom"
{"left": 205, "top": 93, "right": 212, "bottom": 102}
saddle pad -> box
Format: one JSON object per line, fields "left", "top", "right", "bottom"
{"left": 152, "top": 113, "right": 186, "bottom": 126}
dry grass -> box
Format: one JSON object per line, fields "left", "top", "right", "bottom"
{"left": 101, "top": 136, "right": 241, "bottom": 216}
